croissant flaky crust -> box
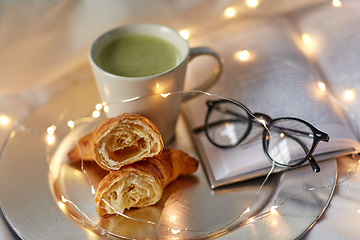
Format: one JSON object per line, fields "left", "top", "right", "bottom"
{"left": 94, "top": 148, "right": 198, "bottom": 216}
{"left": 68, "top": 132, "right": 95, "bottom": 163}
{"left": 92, "top": 113, "right": 164, "bottom": 171}
{"left": 67, "top": 113, "right": 164, "bottom": 169}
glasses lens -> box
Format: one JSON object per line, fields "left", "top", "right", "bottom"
{"left": 265, "top": 119, "right": 314, "bottom": 167}
{"left": 206, "top": 101, "right": 251, "bottom": 147}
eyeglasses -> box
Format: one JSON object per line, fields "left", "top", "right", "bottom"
{"left": 193, "top": 99, "right": 330, "bottom": 173}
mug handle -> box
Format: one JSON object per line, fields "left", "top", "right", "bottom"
{"left": 182, "top": 47, "right": 223, "bottom": 102}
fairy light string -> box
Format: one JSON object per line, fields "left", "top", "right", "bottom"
{"left": 43, "top": 42, "right": 359, "bottom": 237}
{"left": 53, "top": 90, "right": 274, "bottom": 235}
{"left": 2, "top": 1, "right": 357, "bottom": 237}
{"left": 40, "top": 86, "right": 357, "bottom": 238}
{"left": 0, "top": 75, "right": 355, "bottom": 238}
{"left": 1, "top": 58, "right": 357, "bottom": 239}
{"left": 1, "top": 56, "right": 357, "bottom": 239}
{"left": 345, "top": 156, "right": 360, "bottom": 212}
{"left": 66, "top": 90, "right": 277, "bottom": 235}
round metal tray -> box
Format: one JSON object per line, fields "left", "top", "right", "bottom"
{"left": 0, "top": 79, "right": 337, "bottom": 239}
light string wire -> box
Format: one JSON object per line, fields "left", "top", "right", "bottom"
{"left": 67, "top": 90, "right": 279, "bottom": 235}
{"left": 5, "top": 36, "right": 353, "bottom": 239}
{"left": 0, "top": 54, "right": 353, "bottom": 238}
{"left": 47, "top": 110, "right": 140, "bottom": 240}
{"left": 0, "top": 78, "right": 355, "bottom": 238}
{"left": 38, "top": 106, "right": 138, "bottom": 240}
{"left": 260, "top": 50, "right": 360, "bottom": 218}
{"left": 42, "top": 94, "right": 313, "bottom": 236}
{"left": 345, "top": 154, "right": 360, "bottom": 212}
{"left": 0, "top": 3, "right": 355, "bottom": 238}
{"left": 56, "top": 88, "right": 331, "bottom": 238}
{"left": 54, "top": 54, "right": 360, "bottom": 237}
{"left": 41, "top": 49, "right": 359, "bottom": 238}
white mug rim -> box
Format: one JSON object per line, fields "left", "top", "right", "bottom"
{"left": 89, "top": 23, "right": 190, "bottom": 81}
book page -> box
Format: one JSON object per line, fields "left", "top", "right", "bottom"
{"left": 183, "top": 16, "right": 360, "bottom": 182}
{"left": 293, "top": 1, "right": 360, "bottom": 138}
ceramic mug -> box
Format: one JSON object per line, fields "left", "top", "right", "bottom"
{"left": 89, "top": 23, "right": 222, "bottom": 144}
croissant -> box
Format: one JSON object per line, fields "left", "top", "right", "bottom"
{"left": 94, "top": 148, "right": 199, "bottom": 216}
{"left": 92, "top": 113, "right": 164, "bottom": 171}
{"left": 68, "top": 132, "right": 95, "bottom": 163}
{"left": 68, "top": 113, "right": 164, "bottom": 169}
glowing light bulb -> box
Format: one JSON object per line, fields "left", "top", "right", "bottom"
{"left": 161, "top": 93, "right": 171, "bottom": 98}
{"left": 47, "top": 125, "right": 56, "bottom": 135}
{"left": 270, "top": 206, "right": 279, "bottom": 215}
{"left": 332, "top": 0, "right": 342, "bottom": 7}
{"left": 91, "top": 186, "right": 96, "bottom": 194}
{"left": 246, "top": 0, "right": 258, "bottom": 8}
{"left": 224, "top": 7, "right": 236, "bottom": 18}
{"left": 302, "top": 33, "right": 312, "bottom": 46}
{"left": 61, "top": 195, "right": 69, "bottom": 203}
{"left": 104, "top": 105, "right": 109, "bottom": 113}
{"left": 258, "top": 119, "right": 266, "bottom": 126}
{"left": 344, "top": 89, "right": 355, "bottom": 101}
{"left": 46, "top": 134, "right": 55, "bottom": 145}
{"left": 58, "top": 201, "right": 66, "bottom": 211}
{"left": 179, "top": 30, "right": 189, "bottom": 40}
{"left": 0, "top": 115, "right": 10, "bottom": 125}
{"left": 318, "top": 81, "right": 326, "bottom": 92}
{"left": 280, "top": 133, "right": 285, "bottom": 138}
{"left": 95, "top": 103, "right": 103, "bottom": 110}
{"left": 171, "top": 229, "right": 181, "bottom": 234}
{"left": 67, "top": 120, "right": 74, "bottom": 129}
{"left": 243, "top": 207, "right": 251, "bottom": 214}
{"left": 236, "top": 50, "right": 249, "bottom": 61}
{"left": 92, "top": 110, "right": 101, "bottom": 118}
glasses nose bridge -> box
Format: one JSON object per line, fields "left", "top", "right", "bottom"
{"left": 253, "top": 112, "right": 272, "bottom": 125}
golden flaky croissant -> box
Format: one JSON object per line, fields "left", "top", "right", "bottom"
{"left": 94, "top": 148, "right": 199, "bottom": 216}
{"left": 68, "top": 113, "right": 164, "bottom": 170}
{"left": 68, "top": 132, "right": 95, "bottom": 163}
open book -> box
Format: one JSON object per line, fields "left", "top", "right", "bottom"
{"left": 182, "top": 1, "right": 360, "bottom": 188}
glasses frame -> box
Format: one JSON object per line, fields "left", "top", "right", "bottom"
{"left": 194, "top": 99, "right": 330, "bottom": 173}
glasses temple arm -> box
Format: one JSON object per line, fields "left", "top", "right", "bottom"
{"left": 213, "top": 105, "right": 317, "bottom": 139}
{"left": 193, "top": 119, "right": 246, "bottom": 133}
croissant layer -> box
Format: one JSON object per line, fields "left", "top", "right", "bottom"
{"left": 68, "top": 132, "right": 95, "bottom": 163}
{"left": 91, "top": 113, "right": 164, "bottom": 170}
{"left": 95, "top": 148, "right": 198, "bottom": 216}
